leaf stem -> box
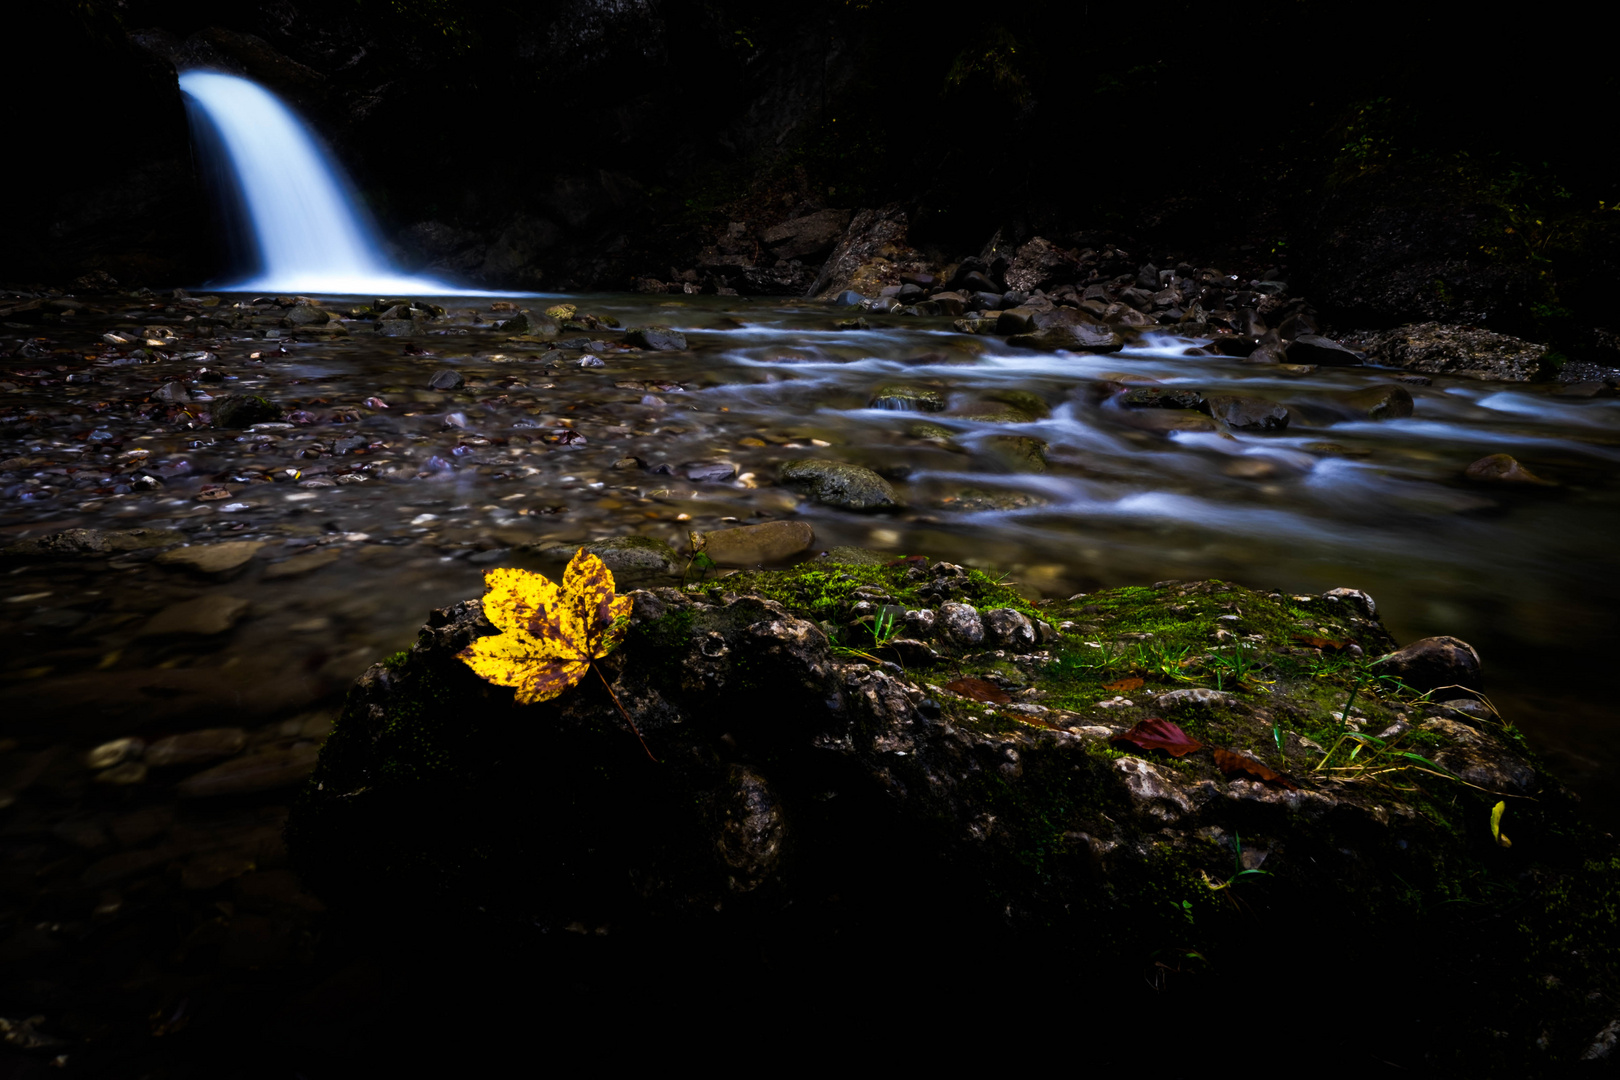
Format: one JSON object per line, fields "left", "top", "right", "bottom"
{"left": 594, "top": 661, "right": 657, "bottom": 762}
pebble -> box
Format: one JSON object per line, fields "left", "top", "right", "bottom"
{"left": 137, "top": 595, "right": 252, "bottom": 637}
{"left": 154, "top": 541, "right": 265, "bottom": 575}
{"left": 176, "top": 744, "right": 320, "bottom": 798}
{"left": 146, "top": 728, "right": 249, "bottom": 768}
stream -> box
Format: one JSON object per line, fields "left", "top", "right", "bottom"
{"left": 3, "top": 293, "right": 1618, "bottom": 815}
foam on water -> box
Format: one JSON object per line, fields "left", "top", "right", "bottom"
{"left": 179, "top": 71, "right": 511, "bottom": 296}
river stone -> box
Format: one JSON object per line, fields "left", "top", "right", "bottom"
{"left": 984, "top": 608, "right": 1036, "bottom": 651}
{"left": 2, "top": 528, "right": 181, "bottom": 558}
{"left": 815, "top": 546, "right": 891, "bottom": 566}
{"left": 1007, "top": 324, "right": 1125, "bottom": 353}
{"left": 1114, "top": 409, "right": 1219, "bottom": 435}
{"left": 282, "top": 302, "right": 331, "bottom": 327}
{"left": 1374, "top": 635, "right": 1482, "bottom": 692}
{"left": 212, "top": 395, "right": 280, "bottom": 428}
{"left": 1207, "top": 394, "right": 1289, "bottom": 431}
{"left": 428, "top": 369, "right": 464, "bottom": 390}
{"left": 178, "top": 744, "right": 319, "bottom": 798}
{"left": 984, "top": 436, "right": 1048, "bottom": 472}
{"left": 684, "top": 461, "right": 738, "bottom": 483}
{"left": 146, "top": 728, "right": 248, "bottom": 768}
{"left": 154, "top": 541, "right": 265, "bottom": 575}
{"left": 1206, "top": 335, "right": 1258, "bottom": 357}
{"left": 1286, "top": 334, "right": 1364, "bottom": 366}
{"left": 779, "top": 460, "right": 899, "bottom": 511}
{"left": 625, "top": 326, "right": 687, "bottom": 351}
{"left": 1341, "top": 384, "right": 1414, "bottom": 419}
{"left": 997, "top": 307, "right": 1039, "bottom": 334}
{"left": 869, "top": 386, "right": 945, "bottom": 412}
{"left": 1464, "top": 453, "right": 1554, "bottom": 485}
{"left": 501, "top": 311, "right": 558, "bottom": 337}
{"left": 695, "top": 521, "right": 814, "bottom": 566}
{"left": 375, "top": 319, "right": 419, "bottom": 337}
{"left": 1120, "top": 387, "right": 1205, "bottom": 410}
{"left": 1370, "top": 323, "right": 1553, "bottom": 382}
{"left": 938, "top": 602, "right": 985, "bottom": 646}
{"left": 544, "top": 536, "right": 681, "bottom": 578}
{"left": 137, "top": 595, "right": 252, "bottom": 637}
{"left": 263, "top": 547, "right": 344, "bottom": 579}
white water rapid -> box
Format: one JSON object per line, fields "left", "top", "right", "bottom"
{"left": 179, "top": 71, "right": 471, "bottom": 295}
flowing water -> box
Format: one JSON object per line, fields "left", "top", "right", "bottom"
{"left": 2, "top": 295, "right": 1618, "bottom": 814}
{"left": 178, "top": 71, "right": 474, "bottom": 296}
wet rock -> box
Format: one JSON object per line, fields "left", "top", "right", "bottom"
{"left": 1464, "top": 453, "right": 1554, "bottom": 485}
{"left": 428, "top": 369, "right": 464, "bottom": 390}
{"left": 282, "top": 302, "right": 331, "bottom": 327}
{"left": 1120, "top": 388, "right": 1205, "bottom": 410}
{"left": 1369, "top": 323, "right": 1553, "bottom": 382}
{"left": 500, "top": 310, "right": 559, "bottom": 337}
{"left": 375, "top": 319, "right": 419, "bottom": 337}
{"left": 1340, "top": 384, "right": 1414, "bottom": 420}
{"left": 712, "top": 765, "right": 787, "bottom": 893}
{"left": 145, "top": 728, "right": 249, "bottom": 768}
{"left": 1, "top": 528, "right": 181, "bottom": 558}
{"left": 684, "top": 461, "right": 738, "bottom": 483}
{"left": 811, "top": 205, "right": 912, "bottom": 299}
{"left": 762, "top": 209, "right": 852, "bottom": 263}
{"left": 835, "top": 317, "right": 870, "bottom": 331}
{"left": 938, "top": 602, "right": 985, "bottom": 646}
{"left": 153, "top": 541, "right": 265, "bottom": 575}
{"left": 212, "top": 395, "right": 281, "bottom": 428}
{"left": 694, "top": 521, "right": 814, "bottom": 566}
{"left": 1004, "top": 236, "right": 1080, "bottom": 293}
{"left": 1286, "top": 334, "right": 1364, "bottom": 366}
{"left": 983, "top": 435, "right": 1048, "bottom": 472}
{"left": 869, "top": 386, "right": 945, "bottom": 412}
{"left": 177, "top": 744, "right": 319, "bottom": 797}
{"left": 625, "top": 326, "right": 687, "bottom": 351}
{"left": 1374, "top": 635, "right": 1482, "bottom": 691}
{"left": 87, "top": 737, "right": 145, "bottom": 770}
{"left": 1114, "top": 409, "right": 1220, "bottom": 435}
{"left": 778, "top": 459, "right": 899, "bottom": 511}
{"left": 983, "top": 608, "right": 1036, "bottom": 651}
{"left": 262, "top": 547, "right": 343, "bottom": 579}
{"left": 1206, "top": 394, "right": 1289, "bottom": 431}
{"left": 542, "top": 536, "right": 681, "bottom": 578}
{"left": 137, "top": 595, "right": 252, "bottom": 637}
{"left": 1007, "top": 324, "right": 1125, "bottom": 353}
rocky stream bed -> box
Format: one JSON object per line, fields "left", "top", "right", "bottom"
{"left": 4, "top": 249, "right": 1620, "bottom": 1074}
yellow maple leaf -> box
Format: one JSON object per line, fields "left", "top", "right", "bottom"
{"left": 457, "top": 551, "right": 633, "bottom": 705}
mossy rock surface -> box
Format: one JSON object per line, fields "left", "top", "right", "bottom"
{"left": 287, "top": 561, "right": 1620, "bottom": 1071}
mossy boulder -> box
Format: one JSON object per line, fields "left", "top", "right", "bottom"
{"left": 286, "top": 563, "right": 1620, "bottom": 1069}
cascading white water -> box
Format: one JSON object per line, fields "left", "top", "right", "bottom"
{"left": 179, "top": 71, "right": 462, "bottom": 295}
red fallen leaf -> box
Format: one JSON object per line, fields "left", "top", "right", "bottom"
{"left": 1213, "top": 748, "right": 1301, "bottom": 790}
{"left": 551, "top": 429, "right": 588, "bottom": 445}
{"left": 1103, "top": 676, "right": 1145, "bottom": 692}
{"left": 944, "top": 677, "right": 1012, "bottom": 704}
{"left": 362, "top": 397, "right": 388, "bottom": 409}
{"left": 1294, "top": 635, "right": 1349, "bottom": 651}
{"left": 1110, "top": 718, "right": 1204, "bottom": 758}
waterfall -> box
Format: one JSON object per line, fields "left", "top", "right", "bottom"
{"left": 179, "top": 71, "right": 464, "bottom": 295}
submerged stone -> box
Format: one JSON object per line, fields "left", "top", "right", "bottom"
{"left": 778, "top": 459, "right": 899, "bottom": 511}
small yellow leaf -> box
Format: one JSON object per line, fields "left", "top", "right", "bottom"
{"left": 1490, "top": 800, "right": 1511, "bottom": 848}
{"left": 457, "top": 551, "right": 632, "bottom": 705}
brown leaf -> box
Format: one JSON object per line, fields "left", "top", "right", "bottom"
{"left": 195, "top": 485, "right": 232, "bottom": 502}
{"left": 944, "top": 677, "right": 1011, "bottom": 704}
{"left": 1110, "top": 718, "right": 1204, "bottom": 757}
{"left": 1213, "top": 748, "right": 1301, "bottom": 790}
{"left": 1103, "top": 676, "right": 1145, "bottom": 692}
{"left": 1294, "top": 635, "right": 1349, "bottom": 651}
